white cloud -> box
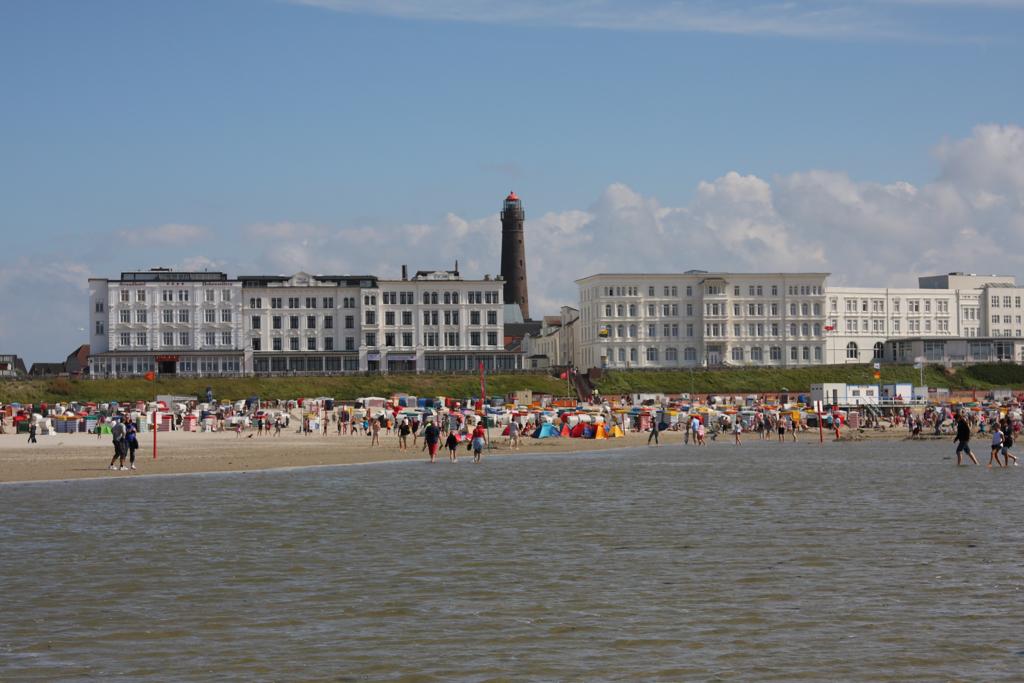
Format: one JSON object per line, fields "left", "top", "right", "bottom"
{"left": 0, "top": 258, "right": 93, "bottom": 364}
{"left": 288, "top": 0, "right": 1018, "bottom": 40}
{"left": 116, "top": 223, "right": 207, "bottom": 245}
{"left": 9, "top": 123, "right": 1024, "bottom": 363}
{"left": 221, "top": 124, "right": 1024, "bottom": 321}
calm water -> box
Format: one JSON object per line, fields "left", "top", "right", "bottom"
{"left": 2, "top": 440, "right": 1023, "bottom": 681}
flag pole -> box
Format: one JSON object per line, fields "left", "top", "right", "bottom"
{"left": 480, "top": 361, "right": 491, "bottom": 451}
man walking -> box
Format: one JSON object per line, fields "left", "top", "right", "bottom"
{"left": 954, "top": 412, "right": 979, "bottom": 466}
{"left": 422, "top": 420, "right": 441, "bottom": 463}
{"left": 109, "top": 419, "right": 127, "bottom": 470}
{"left": 647, "top": 415, "right": 660, "bottom": 446}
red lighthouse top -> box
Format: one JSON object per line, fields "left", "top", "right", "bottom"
{"left": 506, "top": 191, "right": 519, "bottom": 201}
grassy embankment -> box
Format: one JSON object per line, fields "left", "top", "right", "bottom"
{"left": 2, "top": 364, "right": 1023, "bottom": 405}
{"left": 593, "top": 363, "right": 1024, "bottom": 395}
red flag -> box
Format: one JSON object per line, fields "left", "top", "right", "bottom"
{"left": 479, "top": 361, "right": 487, "bottom": 404}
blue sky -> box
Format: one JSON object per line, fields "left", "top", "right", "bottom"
{"left": 2, "top": 0, "right": 1024, "bottom": 363}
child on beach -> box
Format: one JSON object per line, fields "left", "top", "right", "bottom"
{"left": 733, "top": 419, "right": 742, "bottom": 446}
{"left": 445, "top": 431, "right": 459, "bottom": 462}
{"left": 990, "top": 424, "right": 1005, "bottom": 468}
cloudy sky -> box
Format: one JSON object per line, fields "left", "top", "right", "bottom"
{"left": 2, "top": 0, "right": 1023, "bottom": 363}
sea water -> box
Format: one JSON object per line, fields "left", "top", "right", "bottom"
{"left": 1, "top": 439, "right": 1022, "bottom": 681}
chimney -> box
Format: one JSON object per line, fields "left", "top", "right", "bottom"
{"left": 401, "top": 265, "right": 408, "bottom": 281}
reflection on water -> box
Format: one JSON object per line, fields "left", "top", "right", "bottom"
{"left": 2, "top": 440, "right": 1023, "bottom": 681}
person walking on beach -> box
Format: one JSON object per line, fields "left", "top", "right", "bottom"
{"left": 789, "top": 415, "right": 798, "bottom": 442}
{"left": 370, "top": 417, "right": 380, "bottom": 447}
{"left": 423, "top": 420, "right": 441, "bottom": 463}
{"left": 733, "top": 419, "right": 742, "bottom": 446}
{"left": 999, "top": 419, "right": 1018, "bottom": 466}
{"left": 398, "top": 418, "right": 411, "bottom": 451}
{"left": 27, "top": 421, "right": 37, "bottom": 444}
{"left": 444, "top": 430, "right": 459, "bottom": 462}
{"left": 471, "top": 421, "right": 487, "bottom": 463}
{"left": 988, "top": 423, "right": 1004, "bottom": 468}
{"left": 647, "top": 416, "right": 660, "bottom": 446}
{"left": 954, "top": 413, "right": 979, "bottom": 466}
{"left": 125, "top": 420, "right": 139, "bottom": 470}
{"left": 108, "top": 419, "right": 127, "bottom": 470}
{"left": 690, "top": 415, "right": 700, "bottom": 445}
{"left": 273, "top": 415, "right": 282, "bottom": 436}
{"left": 508, "top": 419, "right": 520, "bottom": 450}
{"left": 777, "top": 416, "right": 786, "bottom": 443}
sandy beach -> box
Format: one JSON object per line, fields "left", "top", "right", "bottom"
{"left": 0, "top": 423, "right": 929, "bottom": 484}
{"left": 0, "top": 427, "right": 659, "bottom": 484}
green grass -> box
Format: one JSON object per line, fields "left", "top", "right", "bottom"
{"left": 3, "top": 363, "right": 1023, "bottom": 404}
{"left": 0, "top": 373, "right": 570, "bottom": 405}
{"left": 592, "top": 363, "right": 1024, "bottom": 396}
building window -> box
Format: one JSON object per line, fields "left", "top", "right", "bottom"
{"left": 251, "top": 316, "right": 261, "bottom": 330}
{"left": 846, "top": 342, "right": 859, "bottom": 360}
{"left": 307, "top": 337, "right": 317, "bottom": 351}
{"left": 385, "top": 333, "right": 395, "bottom": 347}
{"left": 365, "top": 333, "right": 376, "bottom": 347}
{"left": 770, "top": 346, "right": 781, "bottom": 361}
{"left": 731, "top": 347, "right": 743, "bottom": 361}
{"left": 684, "top": 347, "right": 697, "bottom": 361}
{"left": 307, "top": 315, "right": 317, "bottom": 329}
{"left": 273, "top": 338, "right": 282, "bottom": 351}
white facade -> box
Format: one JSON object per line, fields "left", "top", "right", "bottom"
{"left": 522, "top": 307, "right": 580, "bottom": 369}
{"left": 575, "top": 270, "right": 1024, "bottom": 371}
{"left": 577, "top": 272, "right": 829, "bottom": 370}
{"left": 361, "top": 271, "right": 516, "bottom": 372}
{"left": 89, "top": 271, "right": 244, "bottom": 377}
{"left": 89, "top": 268, "right": 519, "bottom": 377}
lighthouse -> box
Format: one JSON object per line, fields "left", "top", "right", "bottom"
{"left": 499, "top": 191, "right": 529, "bottom": 321}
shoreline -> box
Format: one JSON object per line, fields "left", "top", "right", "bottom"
{"left": 0, "top": 426, "right": 932, "bottom": 485}
{"left": 0, "top": 429, "right": 655, "bottom": 484}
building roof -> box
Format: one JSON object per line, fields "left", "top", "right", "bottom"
{"left": 28, "top": 362, "right": 66, "bottom": 376}
{"left": 575, "top": 271, "right": 831, "bottom": 283}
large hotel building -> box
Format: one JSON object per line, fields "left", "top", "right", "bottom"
{"left": 575, "top": 271, "right": 1024, "bottom": 370}
{"left": 88, "top": 267, "right": 520, "bottom": 377}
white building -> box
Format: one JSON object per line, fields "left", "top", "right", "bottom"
{"left": 89, "top": 270, "right": 245, "bottom": 377}
{"left": 89, "top": 267, "right": 520, "bottom": 377}
{"left": 575, "top": 270, "right": 1024, "bottom": 370}
{"left": 826, "top": 273, "right": 1024, "bottom": 365}
{"left": 577, "top": 272, "right": 829, "bottom": 370}
{"left": 522, "top": 306, "right": 580, "bottom": 369}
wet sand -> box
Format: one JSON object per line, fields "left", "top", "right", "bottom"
{"left": 0, "top": 423, "right": 927, "bottom": 484}
{"left": 0, "top": 427, "right": 657, "bottom": 483}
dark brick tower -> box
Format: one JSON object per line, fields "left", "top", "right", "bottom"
{"left": 500, "top": 191, "right": 529, "bottom": 320}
